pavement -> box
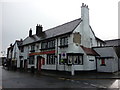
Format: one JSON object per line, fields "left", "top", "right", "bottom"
{"left": 35, "top": 70, "right": 120, "bottom": 80}
{"left": 4, "top": 66, "right": 120, "bottom": 80}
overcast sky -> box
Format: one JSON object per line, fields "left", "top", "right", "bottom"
{"left": 0, "top": 0, "right": 119, "bottom": 56}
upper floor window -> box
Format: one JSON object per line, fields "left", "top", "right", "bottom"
{"left": 90, "top": 38, "right": 93, "bottom": 47}
{"left": 60, "top": 36, "right": 68, "bottom": 47}
{"left": 20, "top": 47, "right": 24, "bottom": 52}
{"left": 30, "top": 44, "right": 35, "bottom": 52}
{"left": 36, "top": 44, "right": 39, "bottom": 50}
{"left": 41, "top": 39, "right": 55, "bottom": 50}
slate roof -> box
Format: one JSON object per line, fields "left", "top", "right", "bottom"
{"left": 23, "top": 18, "right": 82, "bottom": 45}
{"left": 94, "top": 47, "right": 115, "bottom": 58}
{"left": 105, "top": 39, "right": 120, "bottom": 46}
{"left": 81, "top": 46, "right": 99, "bottom": 56}
{"left": 16, "top": 40, "right": 23, "bottom": 46}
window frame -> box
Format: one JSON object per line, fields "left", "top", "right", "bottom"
{"left": 29, "top": 56, "right": 34, "bottom": 64}
{"left": 59, "top": 36, "right": 68, "bottom": 48}
{"left": 47, "top": 54, "right": 55, "bottom": 65}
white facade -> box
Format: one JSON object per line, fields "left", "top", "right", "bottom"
{"left": 9, "top": 3, "right": 120, "bottom": 75}
{"left": 19, "top": 3, "right": 104, "bottom": 75}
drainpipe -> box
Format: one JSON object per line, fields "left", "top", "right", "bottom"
{"left": 71, "top": 64, "right": 75, "bottom": 76}
{"left": 56, "top": 38, "right": 59, "bottom": 70}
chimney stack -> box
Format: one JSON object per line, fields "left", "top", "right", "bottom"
{"left": 36, "top": 24, "right": 43, "bottom": 36}
{"left": 29, "top": 28, "right": 32, "bottom": 37}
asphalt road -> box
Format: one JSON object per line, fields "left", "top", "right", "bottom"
{"left": 1, "top": 67, "right": 120, "bottom": 89}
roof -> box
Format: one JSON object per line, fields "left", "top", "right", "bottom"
{"left": 23, "top": 18, "right": 82, "bottom": 45}
{"left": 105, "top": 39, "right": 120, "bottom": 46}
{"left": 93, "top": 47, "right": 115, "bottom": 58}
{"left": 16, "top": 40, "right": 23, "bottom": 46}
{"left": 81, "top": 46, "right": 99, "bottom": 56}
{"left": 96, "top": 37, "right": 105, "bottom": 43}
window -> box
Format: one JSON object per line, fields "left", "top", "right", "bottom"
{"left": 100, "top": 59, "right": 106, "bottom": 66}
{"left": 21, "top": 47, "right": 24, "bottom": 52}
{"left": 29, "top": 56, "right": 34, "bottom": 64}
{"left": 90, "top": 38, "right": 93, "bottom": 47}
{"left": 60, "top": 36, "right": 68, "bottom": 47}
{"left": 30, "top": 44, "right": 35, "bottom": 52}
{"left": 68, "top": 55, "right": 72, "bottom": 64}
{"left": 47, "top": 54, "right": 55, "bottom": 65}
{"left": 67, "top": 54, "right": 83, "bottom": 65}
{"left": 36, "top": 44, "right": 39, "bottom": 50}
{"left": 41, "top": 42, "right": 47, "bottom": 49}
{"left": 41, "top": 39, "right": 55, "bottom": 50}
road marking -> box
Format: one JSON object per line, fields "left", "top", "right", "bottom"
{"left": 76, "top": 81, "right": 80, "bottom": 83}
{"left": 71, "top": 80, "right": 75, "bottom": 82}
{"left": 84, "top": 82, "right": 89, "bottom": 85}
{"left": 66, "top": 79, "right": 70, "bottom": 80}
{"left": 90, "top": 84, "right": 97, "bottom": 87}
{"left": 58, "top": 77, "right": 66, "bottom": 80}
{"left": 99, "top": 85, "right": 107, "bottom": 88}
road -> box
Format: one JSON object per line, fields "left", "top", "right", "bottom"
{"left": 2, "top": 67, "right": 120, "bottom": 89}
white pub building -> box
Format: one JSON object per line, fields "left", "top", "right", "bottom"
{"left": 7, "top": 3, "right": 119, "bottom": 75}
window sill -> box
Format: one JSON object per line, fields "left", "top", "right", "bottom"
{"left": 59, "top": 45, "right": 68, "bottom": 48}
{"left": 30, "top": 50, "right": 35, "bottom": 52}
{"left": 40, "top": 47, "right": 55, "bottom": 50}
{"left": 100, "top": 64, "right": 106, "bottom": 66}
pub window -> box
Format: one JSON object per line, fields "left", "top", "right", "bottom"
{"left": 68, "top": 56, "right": 72, "bottom": 64}
{"left": 60, "top": 36, "right": 68, "bottom": 46}
{"left": 41, "top": 42, "right": 47, "bottom": 49}
{"left": 36, "top": 44, "right": 39, "bottom": 50}
{"left": 31, "top": 44, "right": 35, "bottom": 52}
{"left": 29, "top": 56, "right": 34, "bottom": 64}
{"left": 21, "top": 47, "right": 24, "bottom": 52}
{"left": 41, "top": 39, "right": 55, "bottom": 50}
{"left": 67, "top": 55, "right": 83, "bottom": 65}
{"left": 47, "top": 54, "right": 55, "bottom": 65}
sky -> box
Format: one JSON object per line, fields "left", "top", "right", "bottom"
{"left": 0, "top": 0, "right": 119, "bottom": 56}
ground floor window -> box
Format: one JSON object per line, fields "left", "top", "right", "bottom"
{"left": 47, "top": 54, "right": 55, "bottom": 65}
{"left": 67, "top": 54, "right": 83, "bottom": 65}
{"left": 100, "top": 59, "right": 106, "bottom": 66}
{"left": 59, "top": 53, "right": 83, "bottom": 65}
{"left": 29, "top": 56, "right": 34, "bottom": 64}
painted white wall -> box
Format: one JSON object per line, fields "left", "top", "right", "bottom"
{"left": 95, "top": 47, "right": 119, "bottom": 72}
{"left": 12, "top": 42, "right": 20, "bottom": 68}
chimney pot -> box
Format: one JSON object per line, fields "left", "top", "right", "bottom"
{"left": 36, "top": 24, "right": 43, "bottom": 36}
{"left": 29, "top": 28, "right": 32, "bottom": 37}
